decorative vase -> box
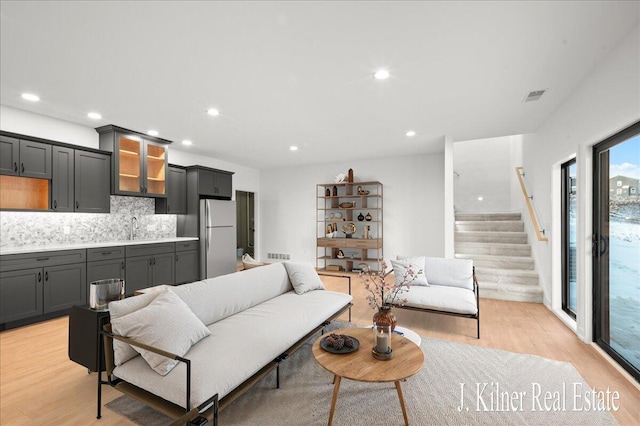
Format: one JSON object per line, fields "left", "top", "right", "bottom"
{"left": 348, "top": 168, "right": 354, "bottom": 183}
{"left": 357, "top": 213, "right": 365, "bottom": 221}
{"left": 325, "top": 188, "right": 331, "bottom": 197}
{"left": 332, "top": 185, "right": 338, "bottom": 196}
{"left": 373, "top": 305, "right": 397, "bottom": 332}
{"left": 365, "top": 212, "right": 372, "bottom": 221}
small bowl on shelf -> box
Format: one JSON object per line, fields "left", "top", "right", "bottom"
{"left": 325, "top": 233, "right": 334, "bottom": 238}
{"left": 339, "top": 202, "right": 355, "bottom": 208}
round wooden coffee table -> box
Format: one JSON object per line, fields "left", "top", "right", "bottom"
{"left": 312, "top": 327, "right": 424, "bottom": 426}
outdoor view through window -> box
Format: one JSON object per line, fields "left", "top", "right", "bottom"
{"left": 606, "top": 133, "right": 640, "bottom": 374}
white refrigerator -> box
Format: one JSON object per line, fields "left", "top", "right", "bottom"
{"left": 199, "top": 199, "right": 237, "bottom": 278}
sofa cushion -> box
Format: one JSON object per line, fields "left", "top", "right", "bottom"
{"left": 389, "top": 285, "right": 478, "bottom": 315}
{"left": 113, "top": 289, "right": 353, "bottom": 408}
{"left": 111, "top": 289, "right": 211, "bottom": 375}
{"left": 283, "top": 261, "right": 326, "bottom": 294}
{"left": 391, "top": 257, "right": 429, "bottom": 286}
{"left": 109, "top": 290, "right": 163, "bottom": 366}
{"left": 171, "top": 262, "right": 293, "bottom": 325}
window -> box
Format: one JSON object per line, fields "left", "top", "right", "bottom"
{"left": 617, "top": 180, "right": 622, "bottom": 187}
{"left": 616, "top": 188, "right": 622, "bottom": 194}
{"left": 561, "top": 158, "right": 577, "bottom": 319}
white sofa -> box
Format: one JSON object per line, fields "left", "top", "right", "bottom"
{"left": 97, "top": 262, "right": 352, "bottom": 425}
{"left": 387, "top": 256, "right": 479, "bottom": 338}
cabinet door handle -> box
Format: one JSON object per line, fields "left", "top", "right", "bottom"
{"left": 153, "top": 257, "right": 156, "bottom": 265}
{"left": 121, "top": 261, "right": 125, "bottom": 270}
{"left": 53, "top": 200, "right": 57, "bottom": 210}
{"left": 149, "top": 258, "right": 153, "bottom": 266}
{"left": 13, "top": 162, "right": 17, "bottom": 172}
{"left": 76, "top": 201, "right": 80, "bottom": 210}
{"left": 21, "top": 163, "right": 25, "bottom": 173}
{"left": 45, "top": 271, "right": 48, "bottom": 281}
{"left": 36, "top": 257, "right": 50, "bottom": 262}
{"left": 175, "top": 255, "right": 179, "bottom": 261}
{"left": 38, "top": 272, "right": 41, "bottom": 282}
{"left": 167, "top": 204, "right": 170, "bottom": 213}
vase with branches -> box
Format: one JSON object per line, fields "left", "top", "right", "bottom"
{"left": 358, "top": 261, "right": 420, "bottom": 331}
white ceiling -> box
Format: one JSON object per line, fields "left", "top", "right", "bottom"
{"left": 1, "top": 1, "right": 638, "bottom": 170}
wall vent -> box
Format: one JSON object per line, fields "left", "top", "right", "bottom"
{"left": 523, "top": 89, "right": 546, "bottom": 102}
{"left": 267, "top": 253, "right": 290, "bottom": 260}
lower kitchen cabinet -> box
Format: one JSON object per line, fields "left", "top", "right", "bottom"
{"left": 43, "top": 263, "right": 87, "bottom": 313}
{"left": 0, "top": 268, "right": 43, "bottom": 323}
{"left": 0, "top": 250, "right": 86, "bottom": 323}
{"left": 125, "top": 243, "right": 175, "bottom": 295}
{"left": 175, "top": 249, "right": 198, "bottom": 284}
{"left": 87, "top": 259, "right": 125, "bottom": 285}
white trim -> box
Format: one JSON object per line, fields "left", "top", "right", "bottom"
{"left": 444, "top": 135, "right": 455, "bottom": 258}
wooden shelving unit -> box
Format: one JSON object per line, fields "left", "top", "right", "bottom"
{"left": 316, "top": 180, "right": 383, "bottom": 272}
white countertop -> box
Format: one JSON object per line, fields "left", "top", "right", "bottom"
{"left": 0, "top": 237, "right": 199, "bottom": 256}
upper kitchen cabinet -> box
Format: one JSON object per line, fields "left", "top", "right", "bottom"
{"left": 96, "top": 125, "right": 171, "bottom": 198}
{"left": 74, "top": 150, "right": 111, "bottom": 213}
{"left": 187, "top": 166, "right": 233, "bottom": 200}
{"left": 0, "top": 135, "right": 51, "bottom": 179}
{"left": 155, "top": 165, "right": 187, "bottom": 214}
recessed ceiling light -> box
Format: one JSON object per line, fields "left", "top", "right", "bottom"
{"left": 182, "top": 140, "right": 193, "bottom": 146}
{"left": 477, "top": 196, "right": 484, "bottom": 201}
{"left": 206, "top": 108, "right": 220, "bottom": 116}
{"left": 373, "top": 69, "right": 390, "bottom": 80}
{"left": 21, "top": 93, "right": 40, "bottom": 102}
{"left": 289, "top": 146, "right": 298, "bottom": 151}
{"left": 147, "top": 130, "right": 159, "bottom": 136}
{"left": 87, "top": 112, "right": 102, "bottom": 120}
{"left": 406, "top": 130, "right": 416, "bottom": 137}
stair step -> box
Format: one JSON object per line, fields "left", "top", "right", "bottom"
{"left": 455, "top": 242, "right": 531, "bottom": 257}
{"left": 455, "top": 231, "right": 528, "bottom": 244}
{"left": 455, "top": 213, "right": 522, "bottom": 221}
{"left": 475, "top": 266, "right": 539, "bottom": 285}
{"left": 455, "top": 220, "right": 524, "bottom": 232}
{"left": 479, "top": 282, "right": 543, "bottom": 303}
{"left": 456, "top": 253, "right": 535, "bottom": 270}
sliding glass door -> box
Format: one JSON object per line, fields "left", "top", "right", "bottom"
{"left": 593, "top": 121, "right": 640, "bottom": 381}
{"left": 561, "top": 159, "right": 577, "bottom": 319}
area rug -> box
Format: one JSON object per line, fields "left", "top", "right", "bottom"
{"left": 106, "top": 322, "right": 618, "bottom": 425}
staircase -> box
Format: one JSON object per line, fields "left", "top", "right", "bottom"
{"left": 454, "top": 213, "right": 543, "bottom": 303}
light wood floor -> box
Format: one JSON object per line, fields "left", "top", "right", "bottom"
{"left": 1, "top": 274, "right": 638, "bottom": 425}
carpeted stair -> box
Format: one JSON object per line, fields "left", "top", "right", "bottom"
{"left": 455, "top": 212, "right": 543, "bottom": 303}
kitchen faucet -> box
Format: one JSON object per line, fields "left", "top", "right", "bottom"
{"left": 131, "top": 216, "right": 139, "bottom": 240}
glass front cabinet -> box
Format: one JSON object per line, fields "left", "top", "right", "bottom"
{"left": 97, "top": 125, "right": 169, "bottom": 197}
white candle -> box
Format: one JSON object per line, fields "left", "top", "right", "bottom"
{"left": 375, "top": 331, "right": 389, "bottom": 353}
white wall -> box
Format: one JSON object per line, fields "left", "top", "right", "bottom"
{"left": 521, "top": 24, "right": 640, "bottom": 342}
{"left": 454, "top": 135, "right": 523, "bottom": 213}
{"left": 259, "top": 153, "right": 445, "bottom": 265}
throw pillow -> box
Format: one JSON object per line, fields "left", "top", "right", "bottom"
{"left": 110, "top": 289, "right": 211, "bottom": 375}
{"left": 391, "top": 257, "right": 429, "bottom": 286}
{"left": 283, "top": 261, "right": 326, "bottom": 295}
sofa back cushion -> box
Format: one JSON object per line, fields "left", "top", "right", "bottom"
{"left": 171, "top": 262, "right": 293, "bottom": 326}
{"left": 397, "top": 256, "right": 474, "bottom": 291}
{"left": 424, "top": 257, "right": 473, "bottom": 290}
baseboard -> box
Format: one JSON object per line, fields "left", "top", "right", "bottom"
{"left": 591, "top": 343, "right": 640, "bottom": 391}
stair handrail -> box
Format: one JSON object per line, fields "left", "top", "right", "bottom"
{"left": 515, "top": 167, "right": 549, "bottom": 242}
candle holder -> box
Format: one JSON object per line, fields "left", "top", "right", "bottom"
{"left": 372, "top": 324, "right": 393, "bottom": 360}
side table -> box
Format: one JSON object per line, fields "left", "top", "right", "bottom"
{"left": 68, "top": 305, "right": 110, "bottom": 372}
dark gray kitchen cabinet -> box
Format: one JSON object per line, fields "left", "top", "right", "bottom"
{"left": 186, "top": 166, "right": 233, "bottom": 200}
{"left": 0, "top": 249, "right": 86, "bottom": 324}
{"left": 75, "top": 150, "right": 110, "bottom": 213}
{"left": 51, "top": 146, "right": 75, "bottom": 212}
{"left": 0, "top": 268, "right": 43, "bottom": 323}
{"left": 175, "top": 241, "right": 198, "bottom": 284}
{"left": 0, "top": 135, "right": 19, "bottom": 175}
{"left": 125, "top": 243, "right": 175, "bottom": 295}
{"left": 86, "top": 247, "right": 125, "bottom": 290}
{"left": 43, "top": 263, "right": 87, "bottom": 313}
{"left": 96, "top": 125, "right": 170, "bottom": 198}
{"left": 0, "top": 136, "right": 51, "bottom": 178}
{"left": 155, "top": 166, "right": 187, "bottom": 214}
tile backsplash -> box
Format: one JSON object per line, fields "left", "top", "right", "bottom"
{"left": 0, "top": 196, "right": 176, "bottom": 248}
